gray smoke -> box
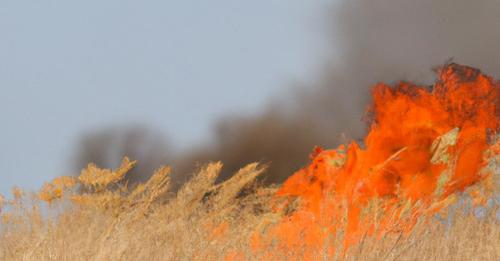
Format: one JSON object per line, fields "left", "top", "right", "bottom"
{"left": 179, "top": 0, "right": 500, "bottom": 183}
{"left": 312, "top": 0, "right": 500, "bottom": 137}
{"left": 74, "top": 0, "right": 500, "bottom": 185}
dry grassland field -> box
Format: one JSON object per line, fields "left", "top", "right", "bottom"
{"left": 0, "top": 64, "right": 498, "bottom": 260}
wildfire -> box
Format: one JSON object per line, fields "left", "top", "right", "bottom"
{"left": 9, "top": 63, "right": 497, "bottom": 260}
{"left": 250, "top": 64, "right": 498, "bottom": 259}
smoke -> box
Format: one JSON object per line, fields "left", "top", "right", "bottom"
{"left": 175, "top": 0, "right": 500, "bottom": 183}
{"left": 74, "top": 0, "right": 500, "bottom": 185}
{"left": 173, "top": 108, "right": 335, "bottom": 184}
{"left": 333, "top": 0, "right": 500, "bottom": 81}
{"left": 316, "top": 0, "right": 500, "bottom": 133}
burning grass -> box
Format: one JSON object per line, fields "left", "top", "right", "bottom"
{"left": 0, "top": 64, "right": 498, "bottom": 260}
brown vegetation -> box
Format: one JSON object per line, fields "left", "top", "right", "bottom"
{"left": 0, "top": 157, "right": 497, "bottom": 260}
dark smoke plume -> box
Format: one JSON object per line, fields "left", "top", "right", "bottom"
{"left": 175, "top": 0, "right": 500, "bottom": 183}
{"left": 74, "top": 0, "right": 500, "bottom": 185}
{"left": 316, "top": 0, "right": 500, "bottom": 134}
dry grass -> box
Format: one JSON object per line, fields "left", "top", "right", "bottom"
{"left": 0, "top": 157, "right": 498, "bottom": 260}
{"left": 343, "top": 204, "right": 499, "bottom": 261}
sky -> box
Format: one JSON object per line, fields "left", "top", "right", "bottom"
{"left": 0, "top": 1, "right": 332, "bottom": 194}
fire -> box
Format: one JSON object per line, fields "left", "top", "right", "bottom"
{"left": 250, "top": 64, "right": 498, "bottom": 259}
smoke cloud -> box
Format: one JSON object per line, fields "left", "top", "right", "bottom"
{"left": 74, "top": 0, "right": 500, "bottom": 185}
{"left": 317, "top": 0, "right": 500, "bottom": 133}
{"left": 174, "top": 0, "right": 500, "bottom": 183}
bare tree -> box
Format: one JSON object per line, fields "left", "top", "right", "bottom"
{"left": 73, "top": 125, "right": 172, "bottom": 184}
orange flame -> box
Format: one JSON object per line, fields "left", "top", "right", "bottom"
{"left": 250, "top": 64, "right": 498, "bottom": 259}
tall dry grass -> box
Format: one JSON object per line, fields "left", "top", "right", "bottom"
{"left": 0, "top": 156, "right": 498, "bottom": 260}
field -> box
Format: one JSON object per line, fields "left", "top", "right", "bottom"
{"left": 0, "top": 160, "right": 498, "bottom": 260}
{"left": 1, "top": 64, "right": 498, "bottom": 260}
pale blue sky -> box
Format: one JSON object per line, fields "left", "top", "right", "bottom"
{"left": 0, "top": 1, "right": 333, "bottom": 194}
